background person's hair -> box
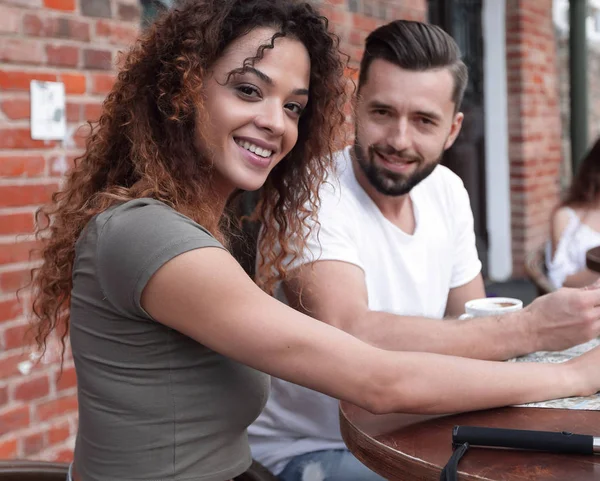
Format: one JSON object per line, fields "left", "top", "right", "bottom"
{"left": 357, "top": 20, "right": 468, "bottom": 111}
{"left": 30, "top": 0, "right": 347, "bottom": 358}
{"left": 560, "top": 137, "right": 600, "bottom": 209}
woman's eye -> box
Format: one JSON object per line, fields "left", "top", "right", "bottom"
{"left": 286, "top": 103, "right": 304, "bottom": 115}
{"left": 236, "top": 85, "right": 260, "bottom": 98}
{"left": 373, "top": 109, "right": 388, "bottom": 116}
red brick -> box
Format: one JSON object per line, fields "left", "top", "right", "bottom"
{"left": 73, "top": 129, "right": 89, "bottom": 148}
{"left": 0, "top": 183, "right": 59, "bottom": 208}
{"left": 0, "top": 98, "right": 30, "bottom": 120}
{"left": 84, "top": 102, "right": 103, "bottom": 122}
{"left": 36, "top": 394, "right": 78, "bottom": 422}
{"left": 0, "top": 212, "right": 35, "bottom": 236}
{"left": 352, "top": 13, "right": 380, "bottom": 31}
{"left": 0, "top": 38, "right": 44, "bottom": 65}
{"left": 44, "top": 0, "right": 75, "bottom": 11}
{"left": 0, "top": 155, "right": 45, "bottom": 177}
{"left": 0, "top": 240, "right": 40, "bottom": 265}
{"left": 60, "top": 73, "right": 86, "bottom": 94}
{"left": 47, "top": 420, "right": 70, "bottom": 444}
{"left": 0, "top": 385, "right": 7, "bottom": 406}
{"left": 49, "top": 154, "right": 78, "bottom": 175}
{"left": 0, "top": 69, "right": 56, "bottom": 90}
{"left": 46, "top": 44, "right": 79, "bottom": 67}
{"left": 0, "top": 352, "right": 29, "bottom": 379}
{"left": 0, "top": 438, "right": 17, "bottom": 458}
{"left": 0, "top": 405, "right": 30, "bottom": 435}
{"left": 50, "top": 447, "right": 74, "bottom": 462}
{"left": 83, "top": 48, "right": 113, "bottom": 70}
{"left": 3, "top": 323, "right": 32, "bottom": 350}
{"left": 59, "top": 17, "right": 91, "bottom": 42}
{"left": 0, "top": 297, "right": 23, "bottom": 323}
{"left": 0, "top": 5, "right": 21, "bottom": 33}
{"left": 0, "top": 128, "right": 57, "bottom": 149}
{"left": 117, "top": 2, "right": 140, "bottom": 22}
{"left": 13, "top": 373, "right": 50, "bottom": 401}
{"left": 22, "top": 12, "right": 53, "bottom": 37}
{"left": 23, "top": 14, "right": 91, "bottom": 42}
{"left": 95, "top": 19, "right": 138, "bottom": 45}
{"left": 0, "top": 268, "right": 32, "bottom": 294}
{"left": 90, "top": 72, "right": 114, "bottom": 94}
{"left": 55, "top": 365, "right": 76, "bottom": 391}
{"left": 65, "top": 102, "right": 81, "bottom": 122}
{"left": 23, "top": 430, "right": 45, "bottom": 455}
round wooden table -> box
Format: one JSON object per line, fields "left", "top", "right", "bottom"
{"left": 586, "top": 246, "right": 600, "bottom": 273}
{"left": 340, "top": 402, "right": 600, "bottom": 480}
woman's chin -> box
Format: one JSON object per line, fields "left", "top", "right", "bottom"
{"left": 233, "top": 174, "right": 269, "bottom": 192}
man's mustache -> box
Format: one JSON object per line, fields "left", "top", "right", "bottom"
{"left": 369, "top": 145, "right": 422, "bottom": 164}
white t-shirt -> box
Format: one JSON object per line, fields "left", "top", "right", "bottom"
{"left": 248, "top": 146, "right": 482, "bottom": 474}
{"left": 545, "top": 207, "right": 600, "bottom": 288}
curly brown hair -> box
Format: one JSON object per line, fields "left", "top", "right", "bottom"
{"left": 30, "top": 0, "right": 348, "bottom": 356}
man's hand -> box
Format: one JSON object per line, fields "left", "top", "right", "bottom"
{"left": 525, "top": 280, "right": 600, "bottom": 353}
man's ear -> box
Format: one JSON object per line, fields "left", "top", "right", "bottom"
{"left": 444, "top": 112, "right": 464, "bottom": 150}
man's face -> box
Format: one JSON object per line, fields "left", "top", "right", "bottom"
{"left": 353, "top": 59, "right": 464, "bottom": 196}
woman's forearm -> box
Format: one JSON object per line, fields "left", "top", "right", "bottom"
{"left": 365, "top": 349, "right": 582, "bottom": 415}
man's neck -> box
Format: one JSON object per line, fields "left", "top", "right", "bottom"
{"left": 350, "top": 154, "right": 416, "bottom": 234}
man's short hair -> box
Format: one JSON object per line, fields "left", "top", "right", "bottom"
{"left": 358, "top": 20, "right": 468, "bottom": 111}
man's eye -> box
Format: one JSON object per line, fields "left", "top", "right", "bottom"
{"left": 373, "top": 109, "right": 388, "bottom": 116}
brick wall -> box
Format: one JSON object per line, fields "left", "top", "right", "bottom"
{"left": 506, "top": 0, "right": 563, "bottom": 276}
{"left": 319, "top": 0, "right": 427, "bottom": 143}
{"left": 0, "top": 0, "right": 140, "bottom": 461}
{"left": 557, "top": 35, "right": 600, "bottom": 184}
{"left": 0, "top": 0, "right": 426, "bottom": 463}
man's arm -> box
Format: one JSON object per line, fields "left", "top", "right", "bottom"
{"left": 444, "top": 274, "right": 486, "bottom": 317}
{"left": 284, "top": 260, "right": 531, "bottom": 361}
{"left": 284, "top": 260, "right": 600, "bottom": 361}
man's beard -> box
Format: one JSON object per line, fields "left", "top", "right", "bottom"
{"left": 353, "top": 142, "right": 442, "bottom": 197}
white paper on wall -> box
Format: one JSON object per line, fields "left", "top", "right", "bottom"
{"left": 30, "top": 80, "right": 66, "bottom": 141}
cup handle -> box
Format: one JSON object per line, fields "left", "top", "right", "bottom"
{"left": 459, "top": 313, "right": 473, "bottom": 320}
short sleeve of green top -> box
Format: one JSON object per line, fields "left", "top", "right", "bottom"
{"left": 70, "top": 198, "right": 270, "bottom": 481}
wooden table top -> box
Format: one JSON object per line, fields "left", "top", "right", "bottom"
{"left": 340, "top": 402, "right": 600, "bottom": 480}
{"left": 586, "top": 246, "right": 600, "bottom": 273}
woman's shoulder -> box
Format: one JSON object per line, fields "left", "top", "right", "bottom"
{"left": 98, "top": 198, "right": 177, "bottom": 224}
{"left": 82, "top": 198, "right": 225, "bottom": 258}
{"left": 550, "top": 206, "right": 575, "bottom": 236}
{"left": 97, "top": 198, "right": 215, "bottom": 238}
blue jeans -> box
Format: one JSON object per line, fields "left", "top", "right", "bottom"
{"left": 277, "top": 449, "right": 386, "bottom": 481}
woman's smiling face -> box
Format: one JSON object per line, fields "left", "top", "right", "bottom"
{"left": 199, "top": 27, "right": 311, "bottom": 195}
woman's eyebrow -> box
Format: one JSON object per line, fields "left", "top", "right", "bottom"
{"left": 230, "top": 66, "right": 309, "bottom": 96}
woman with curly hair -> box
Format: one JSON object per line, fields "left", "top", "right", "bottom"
{"left": 29, "top": 0, "right": 600, "bottom": 480}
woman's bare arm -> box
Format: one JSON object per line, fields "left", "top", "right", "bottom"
{"left": 141, "top": 247, "right": 598, "bottom": 415}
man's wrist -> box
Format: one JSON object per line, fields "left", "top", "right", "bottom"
{"left": 512, "top": 306, "right": 541, "bottom": 356}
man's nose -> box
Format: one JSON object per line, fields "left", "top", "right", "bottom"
{"left": 387, "top": 119, "right": 411, "bottom": 152}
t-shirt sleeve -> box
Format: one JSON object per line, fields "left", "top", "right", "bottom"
{"left": 287, "top": 180, "right": 363, "bottom": 272}
{"left": 95, "top": 199, "right": 225, "bottom": 318}
{"left": 447, "top": 176, "right": 482, "bottom": 288}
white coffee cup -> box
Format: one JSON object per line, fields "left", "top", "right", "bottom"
{"left": 459, "top": 297, "right": 523, "bottom": 319}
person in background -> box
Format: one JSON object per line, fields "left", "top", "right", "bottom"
{"left": 249, "top": 20, "right": 600, "bottom": 481}
{"left": 28, "top": 3, "right": 600, "bottom": 481}
{"left": 547, "top": 137, "right": 600, "bottom": 288}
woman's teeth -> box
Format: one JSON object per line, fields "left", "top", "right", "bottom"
{"left": 235, "top": 139, "right": 273, "bottom": 158}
